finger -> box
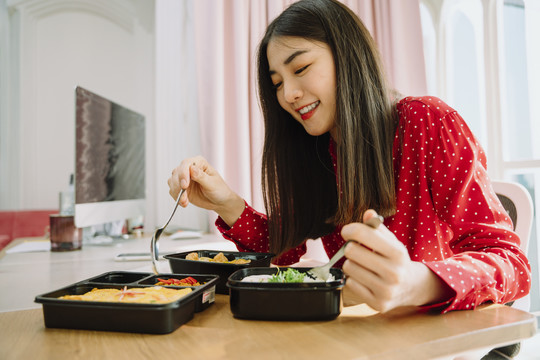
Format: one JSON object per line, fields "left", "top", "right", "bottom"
{"left": 179, "top": 187, "right": 190, "bottom": 208}
{"left": 166, "top": 170, "right": 188, "bottom": 207}
{"left": 176, "top": 155, "right": 207, "bottom": 186}
{"left": 345, "top": 241, "right": 396, "bottom": 278}
{"left": 190, "top": 155, "right": 212, "bottom": 175}
{"left": 342, "top": 222, "right": 407, "bottom": 261}
{"left": 169, "top": 157, "right": 202, "bottom": 205}
{"left": 176, "top": 158, "right": 197, "bottom": 189}
{"left": 344, "top": 266, "right": 399, "bottom": 314}
{"left": 343, "top": 256, "right": 383, "bottom": 290}
{"left": 189, "top": 163, "right": 215, "bottom": 189}
{"left": 363, "top": 210, "right": 392, "bottom": 236}
{"left": 362, "top": 209, "right": 380, "bottom": 225}
{"left": 190, "top": 155, "right": 206, "bottom": 168}
{"left": 341, "top": 222, "right": 386, "bottom": 254}
{"left": 344, "top": 275, "right": 375, "bottom": 305}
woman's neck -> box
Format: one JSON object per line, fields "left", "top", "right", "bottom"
{"left": 330, "top": 128, "right": 339, "bottom": 144}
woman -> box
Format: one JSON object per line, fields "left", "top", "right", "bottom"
{"left": 168, "top": 0, "right": 530, "bottom": 313}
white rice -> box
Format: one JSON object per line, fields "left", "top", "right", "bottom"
{"left": 241, "top": 274, "right": 335, "bottom": 283}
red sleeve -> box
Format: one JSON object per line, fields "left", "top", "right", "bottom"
{"left": 215, "top": 201, "right": 307, "bottom": 264}
{"left": 400, "top": 99, "right": 531, "bottom": 312}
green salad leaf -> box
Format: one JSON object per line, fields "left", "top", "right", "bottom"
{"left": 268, "top": 268, "right": 306, "bottom": 283}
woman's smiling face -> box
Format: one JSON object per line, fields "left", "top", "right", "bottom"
{"left": 267, "top": 36, "right": 337, "bottom": 138}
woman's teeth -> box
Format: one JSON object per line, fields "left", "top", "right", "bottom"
{"left": 299, "top": 101, "right": 320, "bottom": 115}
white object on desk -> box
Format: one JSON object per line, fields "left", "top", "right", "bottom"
{"left": 169, "top": 230, "right": 203, "bottom": 240}
{"left": 6, "top": 240, "right": 50, "bottom": 254}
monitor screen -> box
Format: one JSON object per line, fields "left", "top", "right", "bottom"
{"left": 74, "top": 86, "right": 145, "bottom": 229}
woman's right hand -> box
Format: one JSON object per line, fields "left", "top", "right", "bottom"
{"left": 167, "top": 156, "right": 245, "bottom": 227}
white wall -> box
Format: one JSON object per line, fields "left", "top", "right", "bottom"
{"left": 0, "top": 0, "right": 158, "bottom": 228}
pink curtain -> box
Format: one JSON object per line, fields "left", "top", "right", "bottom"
{"left": 193, "top": 0, "right": 426, "bottom": 223}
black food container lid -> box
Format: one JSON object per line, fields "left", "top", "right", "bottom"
{"left": 227, "top": 267, "right": 345, "bottom": 321}
{"left": 34, "top": 271, "right": 218, "bottom": 334}
{"left": 164, "top": 250, "right": 273, "bottom": 294}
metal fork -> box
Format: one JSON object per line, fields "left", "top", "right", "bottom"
{"left": 305, "top": 215, "right": 383, "bottom": 281}
{"left": 151, "top": 189, "right": 185, "bottom": 274}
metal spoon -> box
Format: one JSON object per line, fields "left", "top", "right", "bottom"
{"left": 151, "top": 189, "right": 185, "bottom": 274}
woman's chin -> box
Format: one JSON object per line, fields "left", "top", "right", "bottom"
{"left": 303, "top": 127, "right": 329, "bottom": 137}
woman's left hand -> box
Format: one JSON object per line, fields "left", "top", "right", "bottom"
{"left": 341, "top": 210, "right": 452, "bottom": 313}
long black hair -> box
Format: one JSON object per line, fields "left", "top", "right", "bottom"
{"left": 258, "top": 0, "right": 397, "bottom": 256}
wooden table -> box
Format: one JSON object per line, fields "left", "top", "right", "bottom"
{"left": 0, "top": 295, "right": 536, "bottom": 360}
{"left": 0, "top": 234, "right": 537, "bottom": 359}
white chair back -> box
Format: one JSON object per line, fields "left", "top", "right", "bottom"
{"left": 491, "top": 180, "right": 534, "bottom": 312}
{"left": 491, "top": 180, "right": 534, "bottom": 254}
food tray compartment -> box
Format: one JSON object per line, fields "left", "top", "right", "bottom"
{"left": 138, "top": 274, "right": 218, "bottom": 312}
{"left": 164, "top": 250, "right": 273, "bottom": 294}
{"left": 85, "top": 271, "right": 151, "bottom": 284}
{"left": 81, "top": 271, "right": 218, "bottom": 313}
{"left": 34, "top": 271, "right": 217, "bottom": 334}
{"left": 227, "top": 267, "right": 345, "bottom": 321}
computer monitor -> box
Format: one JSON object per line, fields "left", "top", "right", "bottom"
{"left": 74, "top": 86, "right": 145, "bottom": 233}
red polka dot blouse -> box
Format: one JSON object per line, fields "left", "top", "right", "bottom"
{"left": 215, "top": 96, "right": 531, "bottom": 312}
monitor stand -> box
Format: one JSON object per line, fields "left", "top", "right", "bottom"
{"left": 83, "top": 220, "right": 135, "bottom": 246}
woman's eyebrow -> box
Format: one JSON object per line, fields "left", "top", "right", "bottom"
{"left": 284, "top": 49, "right": 308, "bottom": 65}
{"left": 269, "top": 49, "right": 309, "bottom": 75}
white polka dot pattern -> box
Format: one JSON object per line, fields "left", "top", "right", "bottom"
{"left": 215, "top": 96, "right": 531, "bottom": 313}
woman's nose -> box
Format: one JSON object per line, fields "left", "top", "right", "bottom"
{"left": 283, "top": 80, "right": 302, "bottom": 103}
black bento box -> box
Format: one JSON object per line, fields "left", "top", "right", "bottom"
{"left": 164, "top": 250, "right": 274, "bottom": 294}
{"left": 227, "top": 267, "right": 345, "bottom": 321}
{"left": 34, "top": 271, "right": 218, "bottom": 334}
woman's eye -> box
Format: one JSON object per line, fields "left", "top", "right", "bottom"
{"left": 295, "top": 65, "right": 310, "bottom": 74}
{"left": 272, "top": 82, "right": 282, "bottom": 90}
